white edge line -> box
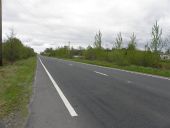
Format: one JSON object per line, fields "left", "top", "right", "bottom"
{"left": 52, "top": 57, "right": 170, "bottom": 81}
{"left": 39, "top": 58, "right": 78, "bottom": 117}
{"left": 94, "top": 71, "right": 108, "bottom": 76}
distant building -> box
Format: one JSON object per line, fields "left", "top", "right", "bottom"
{"left": 73, "top": 55, "right": 82, "bottom": 58}
{"left": 160, "top": 54, "right": 170, "bottom": 60}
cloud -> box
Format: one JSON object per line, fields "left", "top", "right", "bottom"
{"left": 2, "top": 0, "right": 170, "bottom": 52}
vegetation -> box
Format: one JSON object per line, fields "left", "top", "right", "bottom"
{"left": 150, "top": 21, "right": 163, "bottom": 52}
{"left": 114, "top": 32, "right": 123, "bottom": 49}
{"left": 165, "top": 36, "right": 170, "bottom": 54}
{"left": 0, "top": 57, "right": 36, "bottom": 125}
{"left": 2, "top": 30, "right": 35, "bottom": 64}
{"left": 94, "top": 30, "right": 102, "bottom": 49}
{"left": 70, "top": 58, "right": 170, "bottom": 77}
{"left": 0, "top": 30, "right": 36, "bottom": 127}
{"left": 41, "top": 21, "right": 170, "bottom": 77}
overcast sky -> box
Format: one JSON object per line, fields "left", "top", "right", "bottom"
{"left": 2, "top": 0, "right": 170, "bottom": 52}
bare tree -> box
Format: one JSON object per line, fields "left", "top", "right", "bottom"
{"left": 115, "top": 32, "right": 123, "bottom": 49}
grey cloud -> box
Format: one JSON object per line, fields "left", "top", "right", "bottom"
{"left": 2, "top": 0, "right": 170, "bottom": 52}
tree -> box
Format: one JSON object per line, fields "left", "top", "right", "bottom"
{"left": 83, "top": 45, "right": 96, "bottom": 60}
{"left": 127, "top": 32, "right": 137, "bottom": 50}
{"left": 114, "top": 32, "right": 123, "bottom": 49}
{"left": 144, "top": 42, "right": 150, "bottom": 51}
{"left": 3, "top": 29, "right": 35, "bottom": 63}
{"left": 165, "top": 36, "right": 170, "bottom": 54}
{"left": 94, "top": 30, "right": 102, "bottom": 49}
{"left": 166, "top": 49, "right": 170, "bottom": 54}
{"left": 150, "top": 21, "right": 165, "bottom": 52}
{"left": 4, "top": 38, "right": 23, "bottom": 63}
{"left": 3, "top": 29, "right": 20, "bottom": 63}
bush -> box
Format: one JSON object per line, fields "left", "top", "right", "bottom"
{"left": 42, "top": 46, "right": 161, "bottom": 68}
{"left": 3, "top": 37, "right": 35, "bottom": 63}
{"left": 126, "top": 50, "right": 161, "bottom": 68}
{"left": 109, "top": 49, "right": 130, "bottom": 66}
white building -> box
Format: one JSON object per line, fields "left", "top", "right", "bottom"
{"left": 160, "top": 54, "right": 170, "bottom": 60}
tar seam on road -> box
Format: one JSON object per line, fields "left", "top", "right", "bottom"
{"left": 94, "top": 71, "right": 108, "bottom": 76}
{"left": 39, "top": 58, "right": 78, "bottom": 117}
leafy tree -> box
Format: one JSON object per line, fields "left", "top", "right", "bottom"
{"left": 165, "top": 36, "right": 170, "bottom": 54}
{"left": 41, "top": 30, "right": 165, "bottom": 69}
{"left": 127, "top": 32, "right": 137, "bottom": 50}
{"left": 166, "top": 49, "right": 170, "bottom": 54}
{"left": 94, "top": 30, "right": 102, "bottom": 49}
{"left": 3, "top": 29, "right": 35, "bottom": 63}
{"left": 115, "top": 32, "right": 123, "bottom": 49}
{"left": 44, "top": 48, "right": 53, "bottom": 54}
{"left": 4, "top": 38, "right": 23, "bottom": 63}
{"left": 144, "top": 42, "right": 150, "bottom": 51}
{"left": 83, "top": 45, "right": 96, "bottom": 60}
{"left": 3, "top": 37, "right": 35, "bottom": 63}
{"left": 150, "top": 21, "right": 165, "bottom": 52}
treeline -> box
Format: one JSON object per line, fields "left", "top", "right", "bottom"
{"left": 41, "top": 21, "right": 170, "bottom": 69}
{"left": 2, "top": 31, "right": 36, "bottom": 64}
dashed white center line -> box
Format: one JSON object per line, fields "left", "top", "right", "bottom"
{"left": 39, "top": 58, "right": 78, "bottom": 117}
{"left": 94, "top": 71, "right": 108, "bottom": 76}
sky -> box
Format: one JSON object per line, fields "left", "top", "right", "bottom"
{"left": 2, "top": 0, "right": 170, "bottom": 53}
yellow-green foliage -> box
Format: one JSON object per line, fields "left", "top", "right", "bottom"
{"left": 3, "top": 37, "right": 35, "bottom": 63}
{"left": 42, "top": 47, "right": 162, "bottom": 68}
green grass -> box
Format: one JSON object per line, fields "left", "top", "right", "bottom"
{"left": 0, "top": 57, "right": 36, "bottom": 118}
{"left": 66, "top": 58, "right": 170, "bottom": 78}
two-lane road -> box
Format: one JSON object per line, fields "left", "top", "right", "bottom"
{"left": 26, "top": 56, "right": 170, "bottom": 128}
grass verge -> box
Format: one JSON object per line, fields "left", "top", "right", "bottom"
{"left": 0, "top": 57, "right": 36, "bottom": 127}
{"left": 65, "top": 58, "right": 170, "bottom": 78}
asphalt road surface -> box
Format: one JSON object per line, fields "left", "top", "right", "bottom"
{"left": 26, "top": 56, "right": 170, "bottom": 128}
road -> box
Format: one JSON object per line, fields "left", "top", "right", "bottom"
{"left": 26, "top": 56, "right": 170, "bottom": 128}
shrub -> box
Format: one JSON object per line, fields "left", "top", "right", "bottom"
{"left": 3, "top": 37, "right": 35, "bottom": 63}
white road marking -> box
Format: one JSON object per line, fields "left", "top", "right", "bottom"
{"left": 69, "top": 64, "right": 73, "bottom": 66}
{"left": 94, "top": 71, "right": 108, "bottom": 76}
{"left": 56, "top": 58, "right": 170, "bottom": 81}
{"left": 39, "top": 58, "right": 78, "bottom": 117}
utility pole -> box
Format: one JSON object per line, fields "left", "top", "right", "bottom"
{"left": 0, "top": 0, "right": 2, "bottom": 66}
